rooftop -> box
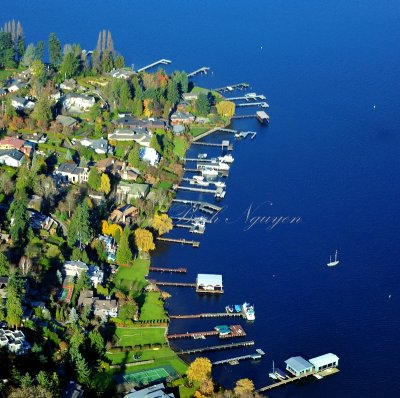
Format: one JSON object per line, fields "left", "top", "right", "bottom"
{"left": 197, "top": 274, "right": 223, "bottom": 286}
{"left": 309, "top": 353, "right": 339, "bottom": 367}
{"left": 285, "top": 356, "right": 313, "bottom": 371}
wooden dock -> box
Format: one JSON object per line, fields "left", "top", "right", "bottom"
{"left": 155, "top": 281, "right": 196, "bottom": 288}
{"left": 214, "top": 83, "right": 249, "bottom": 93}
{"left": 256, "top": 368, "right": 340, "bottom": 392}
{"left": 137, "top": 59, "right": 171, "bottom": 72}
{"left": 231, "top": 114, "right": 257, "bottom": 119}
{"left": 187, "top": 67, "right": 210, "bottom": 77}
{"left": 175, "top": 185, "right": 217, "bottom": 194}
{"left": 237, "top": 101, "right": 269, "bottom": 108}
{"left": 192, "top": 127, "right": 220, "bottom": 142}
{"left": 157, "top": 237, "right": 200, "bottom": 247}
{"left": 191, "top": 140, "right": 232, "bottom": 150}
{"left": 225, "top": 94, "right": 266, "bottom": 101}
{"left": 177, "top": 340, "right": 254, "bottom": 355}
{"left": 170, "top": 313, "right": 243, "bottom": 319}
{"left": 149, "top": 267, "right": 187, "bottom": 273}
{"left": 168, "top": 325, "right": 245, "bottom": 340}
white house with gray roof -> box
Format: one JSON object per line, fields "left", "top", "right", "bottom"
{"left": 63, "top": 93, "right": 95, "bottom": 113}
{"left": 0, "top": 149, "right": 25, "bottom": 167}
{"left": 55, "top": 162, "right": 89, "bottom": 183}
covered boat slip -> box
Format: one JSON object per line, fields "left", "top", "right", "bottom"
{"left": 196, "top": 274, "right": 224, "bottom": 293}
{"left": 309, "top": 353, "right": 339, "bottom": 371}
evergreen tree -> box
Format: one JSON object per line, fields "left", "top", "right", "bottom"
{"left": 21, "top": 43, "right": 37, "bottom": 67}
{"left": 0, "top": 252, "right": 9, "bottom": 276}
{"left": 67, "top": 199, "right": 92, "bottom": 249}
{"left": 60, "top": 52, "right": 80, "bottom": 79}
{"left": 9, "top": 198, "right": 29, "bottom": 245}
{"left": 128, "top": 144, "right": 140, "bottom": 168}
{"left": 131, "top": 97, "right": 143, "bottom": 116}
{"left": 195, "top": 93, "right": 211, "bottom": 116}
{"left": 116, "top": 226, "right": 132, "bottom": 266}
{"left": 5, "top": 272, "right": 24, "bottom": 328}
{"left": 0, "top": 31, "right": 16, "bottom": 68}
{"left": 88, "top": 330, "right": 105, "bottom": 355}
{"left": 75, "top": 352, "right": 91, "bottom": 386}
{"left": 48, "top": 33, "right": 61, "bottom": 65}
{"left": 88, "top": 168, "right": 101, "bottom": 191}
{"left": 167, "top": 79, "right": 180, "bottom": 105}
{"left": 31, "top": 96, "right": 53, "bottom": 127}
{"left": 36, "top": 40, "right": 45, "bottom": 61}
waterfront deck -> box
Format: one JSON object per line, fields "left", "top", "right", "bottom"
{"left": 256, "top": 368, "right": 340, "bottom": 392}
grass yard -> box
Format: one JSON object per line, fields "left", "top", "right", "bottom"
{"left": 173, "top": 136, "right": 188, "bottom": 158}
{"left": 115, "top": 326, "right": 166, "bottom": 347}
{"left": 0, "top": 68, "right": 19, "bottom": 81}
{"left": 114, "top": 259, "right": 150, "bottom": 295}
{"left": 139, "top": 292, "right": 168, "bottom": 322}
{"left": 107, "top": 346, "right": 188, "bottom": 376}
{"left": 189, "top": 126, "right": 209, "bottom": 137}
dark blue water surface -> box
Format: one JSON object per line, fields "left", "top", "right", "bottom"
{"left": 4, "top": 1, "right": 400, "bottom": 396}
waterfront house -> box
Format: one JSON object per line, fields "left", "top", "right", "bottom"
{"left": 196, "top": 274, "right": 223, "bottom": 293}
{"left": 0, "top": 149, "right": 25, "bottom": 168}
{"left": 109, "top": 68, "right": 135, "bottom": 79}
{"left": 116, "top": 181, "right": 150, "bottom": 203}
{"left": 182, "top": 92, "right": 199, "bottom": 102}
{"left": 56, "top": 115, "right": 78, "bottom": 129}
{"left": 56, "top": 162, "right": 89, "bottom": 184}
{"left": 0, "top": 276, "right": 8, "bottom": 298}
{"left": 285, "top": 356, "right": 314, "bottom": 377}
{"left": 170, "top": 111, "right": 195, "bottom": 125}
{"left": 139, "top": 147, "right": 160, "bottom": 166}
{"left": 60, "top": 79, "right": 77, "bottom": 91}
{"left": 63, "top": 93, "right": 95, "bottom": 113}
{"left": 308, "top": 353, "right": 339, "bottom": 372}
{"left": 124, "top": 383, "right": 174, "bottom": 398}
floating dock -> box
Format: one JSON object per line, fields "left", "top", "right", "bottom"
{"left": 149, "top": 267, "right": 187, "bottom": 273}
{"left": 156, "top": 237, "right": 200, "bottom": 247}
{"left": 214, "top": 83, "right": 250, "bottom": 93}
{"left": 192, "top": 140, "right": 232, "bottom": 150}
{"left": 176, "top": 340, "right": 254, "bottom": 355}
{"left": 187, "top": 67, "right": 210, "bottom": 77}
{"left": 256, "top": 368, "right": 340, "bottom": 392}
{"left": 137, "top": 59, "right": 171, "bottom": 72}
{"left": 237, "top": 101, "right": 269, "bottom": 108}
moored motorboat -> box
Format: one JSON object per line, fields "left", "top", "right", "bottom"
{"left": 242, "top": 302, "right": 255, "bottom": 321}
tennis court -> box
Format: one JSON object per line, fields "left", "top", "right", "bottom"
{"left": 123, "top": 365, "right": 178, "bottom": 385}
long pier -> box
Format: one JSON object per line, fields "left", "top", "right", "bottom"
{"left": 170, "top": 216, "right": 211, "bottom": 224}
{"left": 213, "top": 354, "right": 260, "bottom": 366}
{"left": 192, "top": 140, "right": 232, "bottom": 150}
{"left": 187, "top": 67, "right": 210, "bottom": 77}
{"left": 155, "top": 281, "right": 196, "bottom": 288}
{"left": 137, "top": 59, "right": 172, "bottom": 72}
{"left": 149, "top": 267, "right": 187, "bottom": 273}
{"left": 231, "top": 114, "right": 257, "bottom": 119}
{"left": 192, "top": 127, "right": 220, "bottom": 142}
{"left": 157, "top": 237, "right": 200, "bottom": 247}
{"left": 237, "top": 102, "right": 269, "bottom": 108}
{"left": 176, "top": 340, "right": 254, "bottom": 355}
{"left": 170, "top": 313, "right": 243, "bottom": 319}
{"left": 172, "top": 199, "right": 221, "bottom": 214}
{"left": 214, "top": 83, "right": 249, "bottom": 93}
{"left": 256, "top": 368, "right": 340, "bottom": 392}
{"left": 225, "top": 94, "right": 266, "bottom": 101}
{"left": 175, "top": 186, "right": 217, "bottom": 194}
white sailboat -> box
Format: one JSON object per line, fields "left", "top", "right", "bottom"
{"left": 269, "top": 360, "right": 278, "bottom": 380}
{"left": 327, "top": 250, "right": 339, "bottom": 267}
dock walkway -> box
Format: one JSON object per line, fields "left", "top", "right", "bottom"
{"left": 214, "top": 83, "right": 249, "bottom": 93}
{"left": 149, "top": 267, "right": 187, "bottom": 273}
{"left": 137, "top": 59, "right": 171, "bottom": 72}
{"left": 177, "top": 340, "right": 254, "bottom": 355}
{"left": 188, "top": 67, "right": 210, "bottom": 77}
{"left": 156, "top": 237, "right": 200, "bottom": 247}
{"left": 170, "top": 313, "right": 243, "bottom": 319}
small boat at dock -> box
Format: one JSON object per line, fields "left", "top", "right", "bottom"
{"left": 269, "top": 361, "right": 278, "bottom": 380}
{"left": 274, "top": 368, "right": 288, "bottom": 380}
{"left": 198, "top": 153, "right": 207, "bottom": 159}
{"left": 218, "top": 154, "right": 234, "bottom": 163}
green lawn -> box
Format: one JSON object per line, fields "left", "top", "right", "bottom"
{"left": 173, "top": 136, "right": 188, "bottom": 158}
{"left": 106, "top": 346, "right": 188, "bottom": 375}
{"left": 0, "top": 68, "right": 19, "bottom": 81}
{"left": 114, "top": 259, "right": 150, "bottom": 295}
{"left": 139, "top": 292, "right": 168, "bottom": 322}
{"left": 115, "top": 326, "right": 166, "bottom": 347}
{"left": 189, "top": 127, "right": 209, "bottom": 137}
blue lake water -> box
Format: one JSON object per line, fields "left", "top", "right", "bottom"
{"left": 3, "top": 0, "right": 400, "bottom": 396}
